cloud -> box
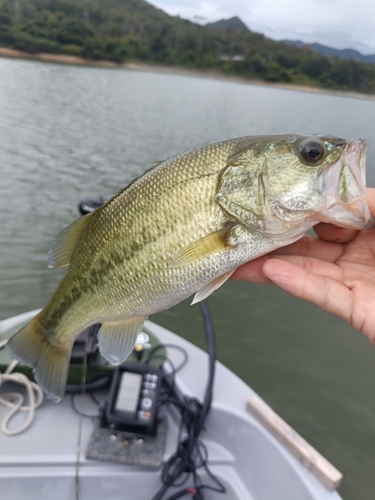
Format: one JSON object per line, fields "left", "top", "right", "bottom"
{"left": 148, "top": 0, "right": 375, "bottom": 54}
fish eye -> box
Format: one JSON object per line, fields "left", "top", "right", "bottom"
{"left": 299, "top": 140, "right": 326, "bottom": 165}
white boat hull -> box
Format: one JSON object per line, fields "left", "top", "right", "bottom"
{"left": 0, "top": 313, "right": 342, "bottom": 500}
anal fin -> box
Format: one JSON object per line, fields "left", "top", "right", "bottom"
{"left": 191, "top": 270, "right": 234, "bottom": 305}
{"left": 98, "top": 316, "right": 147, "bottom": 365}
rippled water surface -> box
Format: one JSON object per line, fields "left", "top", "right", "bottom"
{"left": 0, "top": 57, "right": 375, "bottom": 499}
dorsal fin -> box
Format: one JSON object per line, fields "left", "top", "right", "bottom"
{"left": 47, "top": 212, "right": 94, "bottom": 268}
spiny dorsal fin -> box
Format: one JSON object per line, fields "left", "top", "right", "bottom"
{"left": 191, "top": 270, "right": 234, "bottom": 305}
{"left": 170, "top": 225, "right": 235, "bottom": 267}
{"left": 98, "top": 316, "right": 147, "bottom": 365}
{"left": 47, "top": 212, "right": 94, "bottom": 268}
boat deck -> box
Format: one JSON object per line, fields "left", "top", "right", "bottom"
{"left": 0, "top": 315, "right": 342, "bottom": 500}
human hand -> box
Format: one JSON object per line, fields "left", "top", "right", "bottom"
{"left": 232, "top": 188, "right": 375, "bottom": 343}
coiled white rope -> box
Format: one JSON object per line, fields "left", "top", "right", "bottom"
{"left": 0, "top": 339, "right": 44, "bottom": 435}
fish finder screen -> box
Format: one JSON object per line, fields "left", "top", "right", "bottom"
{"left": 115, "top": 372, "right": 143, "bottom": 414}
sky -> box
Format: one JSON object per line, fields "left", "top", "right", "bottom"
{"left": 147, "top": 0, "right": 375, "bottom": 55}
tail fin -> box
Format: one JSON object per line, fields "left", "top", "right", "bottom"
{"left": 6, "top": 314, "right": 71, "bottom": 402}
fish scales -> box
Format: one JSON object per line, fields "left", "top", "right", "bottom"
{"left": 40, "top": 138, "right": 248, "bottom": 330}
{"left": 6, "top": 134, "right": 373, "bottom": 400}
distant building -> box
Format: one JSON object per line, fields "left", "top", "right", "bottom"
{"left": 220, "top": 54, "right": 245, "bottom": 61}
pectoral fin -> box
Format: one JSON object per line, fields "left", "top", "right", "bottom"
{"left": 170, "top": 225, "right": 235, "bottom": 267}
{"left": 48, "top": 212, "right": 94, "bottom": 268}
{"left": 191, "top": 270, "right": 234, "bottom": 305}
{"left": 98, "top": 316, "right": 147, "bottom": 365}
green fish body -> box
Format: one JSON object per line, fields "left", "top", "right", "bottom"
{"left": 7, "top": 134, "right": 372, "bottom": 400}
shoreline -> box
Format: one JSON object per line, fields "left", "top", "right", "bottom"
{"left": 1, "top": 46, "right": 374, "bottom": 101}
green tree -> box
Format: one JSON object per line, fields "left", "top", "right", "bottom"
{"left": 56, "top": 18, "right": 94, "bottom": 46}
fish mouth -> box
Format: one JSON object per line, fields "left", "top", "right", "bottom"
{"left": 321, "top": 139, "right": 374, "bottom": 229}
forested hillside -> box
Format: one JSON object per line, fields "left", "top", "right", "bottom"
{"left": 1, "top": 0, "right": 375, "bottom": 94}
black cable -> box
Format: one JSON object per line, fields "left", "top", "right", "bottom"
{"left": 145, "top": 344, "right": 189, "bottom": 374}
{"left": 68, "top": 372, "right": 113, "bottom": 419}
{"left": 70, "top": 394, "right": 100, "bottom": 418}
{"left": 90, "top": 391, "right": 105, "bottom": 406}
{"left": 66, "top": 372, "right": 112, "bottom": 394}
{"left": 196, "top": 301, "right": 216, "bottom": 436}
{"left": 151, "top": 300, "right": 226, "bottom": 500}
{"left": 68, "top": 299, "right": 224, "bottom": 500}
{"left": 145, "top": 354, "right": 177, "bottom": 375}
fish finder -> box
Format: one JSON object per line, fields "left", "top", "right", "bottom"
{"left": 100, "top": 361, "right": 163, "bottom": 436}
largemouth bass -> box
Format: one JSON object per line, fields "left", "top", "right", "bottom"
{"left": 7, "top": 134, "right": 373, "bottom": 401}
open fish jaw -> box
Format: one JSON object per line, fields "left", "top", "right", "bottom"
{"left": 320, "top": 139, "right": 373, "bottom": 229}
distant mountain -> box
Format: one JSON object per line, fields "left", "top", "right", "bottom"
{"left": 206, "top": 16, "right": 249, "bottom": 32}
{"left": 283, "top": 40, "right": 375, "bottom": 65}
{"left": 1, "top": 0, "right": 375, "bottom": 93}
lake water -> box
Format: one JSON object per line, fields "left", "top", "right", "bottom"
{"left": 0, "top": 57, "right": 374, "bottom": 499}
